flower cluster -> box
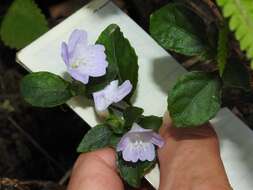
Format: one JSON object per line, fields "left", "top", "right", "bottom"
{"left": 61, "top": 29, "right": 132, "bottom": 111}
{"left": 61, "top": 29, "right": 164, "bottom": 163}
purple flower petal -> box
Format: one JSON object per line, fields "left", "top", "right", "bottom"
{"left": 117, "top": 123, "right": 164, "bottom": 163}
{"left": 61, "top": 29, "right": 108, "bottom": 84}
{"left": 151, "top": 133, "right": 164, "bottom": 148}
{"left": 93, "top": 80, "right": 132, "bottom": 111}
{"left": 114, "top": 80, "right": 133, "bottom": 102}
{"left": 61, "top": 42, "right": 69, "bottom": 66}
{"left": 68, "top": 69, "right": 89, "bottom": 84}
{"left": 117, "top": 136, "right": 130, "bottom": 152}
{"left": 139, "top": 143, "right": 155, "bottom": 161}
{"left": 93, "top": 91, "right": 111, "bottom": 112}
{"left": 122, "top": 144, "right": 139, "bottom": 162}
{"left": 68, "top": 29, "right": 87, "bottom": 54}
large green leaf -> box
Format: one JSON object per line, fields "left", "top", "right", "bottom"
{"left": 116, "top": 153, "right": 155, "bottom": 188}
{"left": 77, "top": 124, "right": 112, "bottom": 153}
{"left": 86, "top": 24, "right": 138, "bottom": 99}
{"left": 150, "top": 4, "right": 210, "bottom": 58}
{"left": 0, "top": 0, "right": 48, "bottom": 49}
{"left": 168, "top": 71, "right": 221, "bottom": 127}
{"left": 21, "top": 72, "right": 74, "bottom": 107}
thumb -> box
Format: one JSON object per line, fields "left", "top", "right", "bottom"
{"left": 157, "top": 112, "right": 231, "bottom": 190}
{"left": 67, "top": 148, "right": 124, "bottom": 190}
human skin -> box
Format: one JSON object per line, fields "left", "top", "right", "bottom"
{"left": 67, "top": 113, "right": 231, "bottom": 190}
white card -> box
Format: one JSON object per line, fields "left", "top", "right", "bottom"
{"left": 17, "top": 0, "right": 253, "bottom": 189}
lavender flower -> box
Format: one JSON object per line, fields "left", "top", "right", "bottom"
{"left": 61, "top": 29, "right": 108, "bottom": 84}
{"left": 117, "top": 123, "right": 164, "bottom": 162}
{"left": 93, "top": 80, "right": 132, "bottom": 111}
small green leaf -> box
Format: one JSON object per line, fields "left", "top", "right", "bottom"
{"left": 217, "top": 24, "right": 229, "bottom": 76}
{"left": 138, "top": 116, "right": 162, "bottom": 132}
{"left": 86, "top": 24, "right": 138, "bottom": 99}
{"left": 168, "top": 71, "right": 221, "bottom": 127}
{"left": 222, "top": 60, "right": 251, "bottom": 91}
{"left": 106, "top": 114, "right": 125, "bottom": 134}
{"left": 116, "top": 153, "right": 155, "bottom": 188}
{"left": 123, "top": 106, "right": 144, "bottom": 129}
{"left": 77, "top": 125, "right": 112, "bottom": 153}
{"left": 21, "top": 72, "right": 74, "bottom": 107}
{"left": 150, "top": 4, "right": 210, "bottom": 58}
{"left": 0, "top": 0, "right": 48, "bottom": 49}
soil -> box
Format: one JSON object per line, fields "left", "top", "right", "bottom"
{"left": 0, "top": 0, "right": 252, "bottom": 190}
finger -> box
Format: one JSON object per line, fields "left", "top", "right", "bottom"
{"left": 67, "top": 148, "right": 124, "bottom": 190}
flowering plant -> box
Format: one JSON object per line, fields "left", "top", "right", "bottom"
{"left": 20, "top": 22, "right": 221, "bottom": 187}
{"left": 20, "top": 24, "right": 165, "bottom": 187}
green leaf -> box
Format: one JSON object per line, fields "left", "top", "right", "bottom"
{"left": 77, "top": 125, "right": 112, "bottom": 153}
{"left": 21, "top": 72, "right": 74, "bottom": 107}
{"left": 217, "top": 24, "right": 229, "bottom": 76}
{"left": 106, "top": 114, "right": 125, "bottom": 134}
{"left": 216, "top": 0, "right": 253, "bottom": 69}
{"left": 109, "top": 134, "right": 122, "bottom": 149}
{"left": 0, "top": 0, "right": 48, "bottom": 49}
{"left": 138, "top": 116, "right": 162, "bottom": 132}
{"left": 86, "top": 24, "right": 138, "bottom": 99}
{"left": 222, "top": 60, "right": 251, "bottom": 91}
{"left": 123, "top": 106, "right": 144, "bottom": 129}
{"left": 168, "top": 71, "right": 221, "bottom": 127}
{"left": 150, "top": 3, "right": 210, "bottom": 58}
{"left": 116, "top": 153, "right": 155, "bottom": 188}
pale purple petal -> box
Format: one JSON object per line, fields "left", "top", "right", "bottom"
{"left": 80, "top": 45, "right": 108, "bottom": 76}
{"left": 117, "top": 136, "right": 130, "bottom": 152}
{"left": 93, "top": 80, "right": 131, "bottom": 111}
{"left": 106, "top": 80, "right": 119, "bottom": 92}
{"left": 81, "top": 63, "right": 107, "bottom": 77}
{"left": 122, "top": 144, "right": 139, "bottom": 162}
{"left": 117, "top": 123, "right": 164, "bottom": 162}
{"left": 68, "top": 69, "right": 89, "bottom": 84}
{"left": 113, "top": 80, "right": 133, "bottom": 102}
{"left": 150, "top": 133, "right": 164, "bottom": 148}
{"left": 93, "top": 91, "right": 112, "bottom": 111}
{"left": 144, "top": 143, "right": 156, "bottom": 161}
{"left": 61, "top": 42, "right": 69, "bottom": 66}
{"left": 61, "top": 29, "right": 108, "bottom": 85}
{"left": 139, "top": 143, "right": 155, "bottom": 161}
{"left": 68, "top": 29, "right": 87, "bottom": 54}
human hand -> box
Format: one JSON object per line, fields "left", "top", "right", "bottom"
{"left": 67, "top": 112, "right": 231, "bottom": 190}
{"left": 158, "top": 112, "right": 231, "bottom": 190}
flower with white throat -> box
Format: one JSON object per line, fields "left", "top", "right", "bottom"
{"left": 61, "top": 29, "right": 108, "bottom": 84}
{"left": 117, "top": 123, "right": 164, "bottom": 162}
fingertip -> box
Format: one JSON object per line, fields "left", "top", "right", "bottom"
{"left": 68, "top": 148, "right": 123, "bottom": 190}
{"left": 75, "top": 148, "right": 117, "bottom": 170}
